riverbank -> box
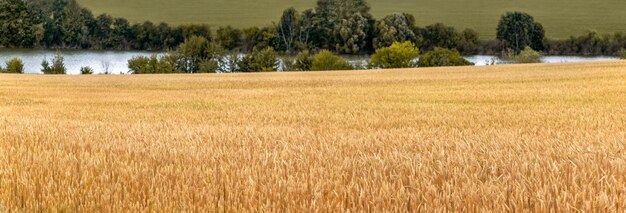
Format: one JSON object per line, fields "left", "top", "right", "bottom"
{"left": 0, "top": 49, "right": 620, "bottom": 74}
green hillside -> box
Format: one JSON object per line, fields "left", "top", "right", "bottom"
{"left": 77, "top": 0, "right": 626, "bottom": 39}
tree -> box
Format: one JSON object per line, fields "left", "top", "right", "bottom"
{"left": 311, "top": 50, "right": 353, "bottom": 71}
{"left": 335, "top": 13, "right": 369, "bottom": 54}
{"left": 242, "top": 26, "right": 279, "bottom": 53}
{"left": 80, "top": 66, "right": 94, "bottom": 75}
{"left": 313, "top": 0, "right": 373, "bottom": 50}
{"left": 370, "top": 41, "right": 419, "bottom": 69}
{"left": 216, "top": 26, "right": 242, "bottom": 50}
{"left": 238, "top": 47, "right": 278, "bottom": 72}
{"left": 3, "top": 58, "right": 25, "bottom": 73}
{"left": 42, "top": 52, "right": 67, "bottom": 74}
{"left": 111, "top": 17, "right": 132, "bottom": 49}
{"left": 417, "top": 23, "right": 460, "bottom": 51}
{"left": 176, "top": 36, "right": 209, "bottom": 73}
{"left": 0, "top": 0, "right": 38, "bottom": 47}
{"left": 374, "top": 13, "right": 417, "bottom": 49}
{"left": 277, "top": 7, "right": 300, "bottom": 53}
{"left": 497, "top": 12, "right": 545, "bottom": 52}
{"left": 418, "top": 48, "right": 473, "bottom": 67}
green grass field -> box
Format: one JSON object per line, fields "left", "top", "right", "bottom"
{"left": 76, "top": 0, "right": 626, "bottom": 39}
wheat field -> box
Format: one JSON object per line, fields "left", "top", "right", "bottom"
{"left": 0, "top": 62, "right": 625, "bottom": 212}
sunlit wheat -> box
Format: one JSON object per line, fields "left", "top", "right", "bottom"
{"left": 1, "top": 61, "right": 624, "bottom": 211}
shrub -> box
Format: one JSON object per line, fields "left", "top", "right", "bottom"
{"left": 510, "top": 46, "right": 542, "bottom": 63}
{"left": 238, "top": 47, "right": 278, "bottom": 72}
{"left": 418, "top": 48, "right": 473, "bottom": 67}
{"left": 42, "top": 52, "right": 66, "bottom": 74}
{"left": 618, "top": 48, "right": 626, "bottom": 59}
{"left": 4, "top": 58, "right": 24, "bottom": 73}
{"left": 311, "top": 50, "right": 353, "bottom": 71}
{"left": 294, "top": 50, "right": 313, "bottom": 71}
{"left": 282, "top": 50, "right": 313, "bottom": 71}
{"left": 128, "top": 54, "right": 177, "bottom": 74}
{"left": 80, "top": 66, "right": 94, "bottom": 75}
{"left": 370, "top": 41, "right": 419, "bottom": 69}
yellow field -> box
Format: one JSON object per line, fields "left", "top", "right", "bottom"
{"left": 1, "top": 62, "right": 625, "bottom": 211}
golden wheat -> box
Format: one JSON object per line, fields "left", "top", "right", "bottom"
{"left": 0, "top": 62, "right": 625, "bottom": 212}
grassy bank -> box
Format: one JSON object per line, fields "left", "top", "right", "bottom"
{"left": 77, "top": 0, "right": 626, "bottom": 38}
{"left": 1, "top": 62, "right": 625, "bottom": 211}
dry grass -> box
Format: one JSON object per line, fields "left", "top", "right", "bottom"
{"left": 0, "top": 62, "right": 625, "bottom": 212}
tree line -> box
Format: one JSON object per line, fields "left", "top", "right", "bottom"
{"left": 2, "top": 0, "right": 625, "bottom": 56}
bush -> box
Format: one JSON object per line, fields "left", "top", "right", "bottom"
{"left": 238, "top": 47, "right": 278, "bottom": 72}
{"left": 418, "top": 48, "right": 473, "bottom": 67}
{"left": 4, "top": 58, "right": 24, "bottom": 73}
{"left": 128, "top": 54, "right": 177, "bottom": 74}
{"left": 511, "top": 46, "right": 542, "bottom": 63}
{"left": 311, "top": 50, "right": 353, "bottom": 71}
{"left": 282, "top": 50, "right": 313, "bottom": 71}
{"left": 370, "top": 41, "right": 419, "bottom": 69}
{"left": 42, "top": 52, "right": 66, "bottom": 74}
{"left": 618, "top": 48, "right": 626, "bottom": 59}
{"left": 80, "top": 66, "right": 94, "bottom": 75}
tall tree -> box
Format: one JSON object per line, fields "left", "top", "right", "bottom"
{"left": 373, "top": 13, "right": 417, "bottom": 49}
{"left": 496, "top": 12, "right": 545, "bottom": 52}
{"left": 335, "top": 13, "right": 369, "bottom": 54}
{"left": 313, "top": 0, "right": 373, "bottom": 50}
{"left": 277, "top": 7, "right": 300, "bottom": 53}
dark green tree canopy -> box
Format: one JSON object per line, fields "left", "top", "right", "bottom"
{"left": 0, "top": 0, "right": 38, "bottom": 47}
{"left": 497, "top": 12, "right": 545, "bottom": 52}
{"left": 374, "top": 13, "right": 417, "bottom": 49}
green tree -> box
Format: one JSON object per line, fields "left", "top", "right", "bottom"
{"left": 277, "top": 7, "right": 300, "bottom": 53}
{"left": 216, "top": 26, "right": 242, "bottom": 50}
{"left": 418, "top": 48, "right": 473, "bottom": 67}
{"left": 313, "top": 0, "right": 373, "bottom": 50}
{"left": 417, "top": 23, "right": 460, "bottom": 51}
{"left": 311, "top": 50, "right": 353, "bottom": 71}
{"left": 370, "top": 41, "right": 419, "bottom": 69}
{"left": 497, "top": 12, "right": 545, "bottom": 52}
{"left": 336, "top": 13, "right": 370, "bottom": 54}
{"left": 128, "top": 54, "right": 177, "bottom": 74}
{"left": 374, "top": 13, "right": 417, "bottom": 49}
{"left": 242, "top": 26, "right": 279, "bottom": 53}
{"left": 42, "top": 52, "right": 67, "bottom": 74}
{"left": 238, "top": 47, "right": 279, "bottom": 72}
{"left": 3, "top": 58, "right": 25, "bottom": 73}
{"left": 0, "top": 0, "right": 38, "bottom": 47}
{"left": 176, "top": 36, "right": 209, "bottom": 73}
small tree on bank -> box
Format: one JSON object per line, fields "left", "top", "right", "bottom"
{"left": 80, "top": 66, "right": 94, "bottom": 75}
{"left": 42, "top": 52, "right": 67, "bottom": 74}
{"left": 4, "top": 58, "right": 25, "bottom": 73}
{"left": 370, "top": 41, "right": 419, "bottom": 69}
